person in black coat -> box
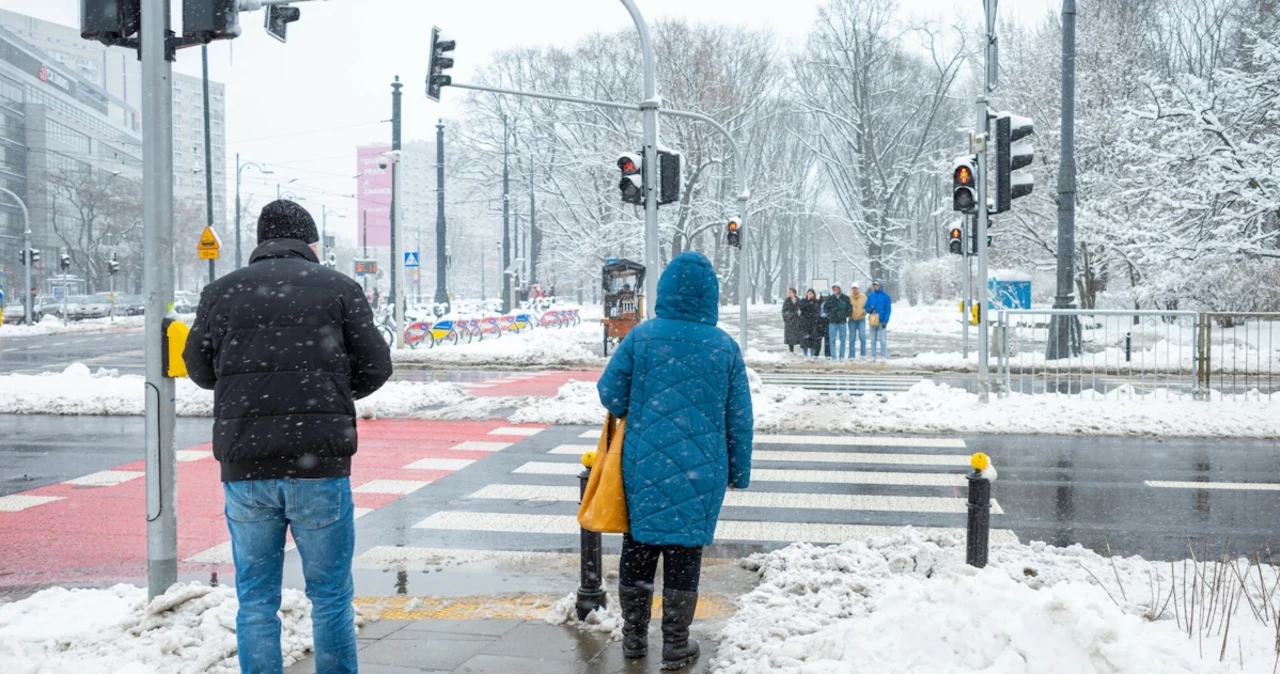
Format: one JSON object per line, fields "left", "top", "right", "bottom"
{"left": 183, "top": 199, "right": 391, "bottom": 673}
{"left": 798, "top": 289, "right": 823, "bottom": 357}
{"left": 781, "top": 287, "right": 802, "bottom": 353}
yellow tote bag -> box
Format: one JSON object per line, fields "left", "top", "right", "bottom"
{"left": 577, "top": 413, "right": 629, "bottom": 533}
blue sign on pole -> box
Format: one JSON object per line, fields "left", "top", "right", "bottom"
{"left": 404, "top": 252, "right": 420, "bottom": 268}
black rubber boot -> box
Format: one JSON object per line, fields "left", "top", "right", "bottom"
{"left": 619, "top": 584, "right": 653, "bottom": 658}
{"left": 660, "top": 588, "right": 700, "bottom": 670}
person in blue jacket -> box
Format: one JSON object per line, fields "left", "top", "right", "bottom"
{"left": 597, "top": 250, "right": 753, "bottom": 671}
{"left": 864, "top": 278, "right": 893, "bottom": 361}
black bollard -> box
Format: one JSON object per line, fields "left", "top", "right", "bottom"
{"left": 965, "top": 468, "right": 992, "bottom": 568}
{"left": 576, "top": 467, "right": 607, "bottom": 620}
{"left": 1125, "top": 332, "right": 1132, "bottom": 363}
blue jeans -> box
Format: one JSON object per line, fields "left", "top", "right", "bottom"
{"left": 827, "top": 322, "right": 848, "bottom": 359}
{"left": 871, "top": 325, "right": 888, "bottom": 359}
{"left": 225, "top": 477, "right": 357, "bottom": 674}
{"left": 850, "top": 319, "right": 867, "bottom": 357}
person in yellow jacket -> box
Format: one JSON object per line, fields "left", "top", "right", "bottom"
{"left": 848, "top": 283, "right": 869, "bottom": 359}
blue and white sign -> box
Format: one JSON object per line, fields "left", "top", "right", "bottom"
{"left": 404, "top": 251, "right": 420, "bottom": 268}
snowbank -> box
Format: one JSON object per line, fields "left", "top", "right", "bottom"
{"left": 0, "top": 582, "right": 317, "bottom": 673}
{"left": 0, "top": 363, "right": 476, "bottom": 418}
{"left": 504, "top": 379, "right": 1280, "bottom": 438}
{"left": 391, "top": 319, "right": 604, "bottom": 369}
{"left": 543, "top": 592, "right": 623, "bottom": 640}
{"left": 716, "top": 529, "right": 1280, "bottom": 673}
{"left": 0, "top": 315, "right": 145, "bottom": 337}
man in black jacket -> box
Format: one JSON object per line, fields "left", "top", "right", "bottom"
{"left": 184, "top": 199, "right": 391, "bottom": 674}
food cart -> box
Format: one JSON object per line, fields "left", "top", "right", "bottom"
{"left": 601, "top": 258, "right": 645, "bottom": 356}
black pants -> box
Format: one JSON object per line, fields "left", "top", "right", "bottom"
{"left": 619, "top": 533, "right": 703, "bottom": 593}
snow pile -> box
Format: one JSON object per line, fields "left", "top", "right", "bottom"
{"left": 509, "top": 380, "right": 602, "bottom": 426}
{"left": 0, "top": 316, "right": 145, "bottom": 337}
{"left": 716, "top": 529, "right": 1280, "bottom": 673}
{"left": 0, "top": 363, "right": 475, "bottom": 418}
{"left": 544, "top": 592, "right": 623, "bottom": 640}
{"left": 0, "top": 582, "right": 316, "bottom": 673}
{"left": 392, "top": 320, "right": 603, "bottom": 368}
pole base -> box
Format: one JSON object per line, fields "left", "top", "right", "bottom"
{"left": 575, "top": 586, "right": 607, "bottom": 621}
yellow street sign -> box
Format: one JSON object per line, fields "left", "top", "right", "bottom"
{"left": 198, "top": 227, "right": 221, "bottom": 251}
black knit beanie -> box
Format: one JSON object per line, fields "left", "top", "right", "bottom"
{"left": 257, "top": 199, "right": 319, "bottom": 244}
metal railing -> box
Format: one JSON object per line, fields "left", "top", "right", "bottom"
{"left": 994, "top": 309, "right": 1280, "bottom": 401}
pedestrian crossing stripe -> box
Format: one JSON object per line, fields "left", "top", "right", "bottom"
{"left": 414, "top": 511, "right": 1019, "bottom": 545}
{"left": 1145, "top": 480, "right": 1280, "bottom": 491}
{"left": 466, "top": 484, "right": 1003, "bottom": 515}
{"left": 574, "top": 432, "right": 965, "bottom": 448}
{"left": 754, "top": 450, "right": 970, "bottom": 466}
{"left": 513, "top": 461, "right": 967, "bottom": 486}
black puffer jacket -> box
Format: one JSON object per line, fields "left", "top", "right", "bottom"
{"left": 183, "top": 239, "right": 392, "bottom": 482}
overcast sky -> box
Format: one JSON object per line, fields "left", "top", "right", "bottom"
{"left": 10, "top": 0, "right": 1057, "bottom": 243}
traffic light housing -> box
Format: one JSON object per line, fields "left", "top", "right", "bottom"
{"left": 617, "top": 153, "right": 644, "bottom": 205}
{"left": 726, "top": 218, "right": 741, "bottom": 249}
{"left": 994, "top": 113, "right": 1034, "bottom": 214}
{"left": 59, "top": 250, "right": 72, "bottom": 272}
{"left": 184, "top": 0, "right": 240, "bottom": 43}
{"left": 265, "top": 4, "right": 301, "bottom": 43}
{"left": 426, "top": 26, "right": 457, "bottom": 102}
{"left": 81, "top": 0, "right": 141, "bottom": 44}
{"left": 948, "top": 226, "right": 964, "bottom": 255}
{"left": 18, "top": 248, "right": 25, "bottom": 265}
{"left": 657, "top": 149, "right": 683, "bottom": 205}
{"left": 29, "top": 248, "right": 40, "bottom": 265}
{"left": 108, "top": 254, "right": 120, "bottom": 275}
{"left": 952, "top": 155, "right": 977, "bottom": 213}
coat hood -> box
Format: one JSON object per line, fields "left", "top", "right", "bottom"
{"left": 655, "top": 251, "right": 719, "bottom": 325}
{"left": 249, "top": 238, "right": 319, "bottom": 265}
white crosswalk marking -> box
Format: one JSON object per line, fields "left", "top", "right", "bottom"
{"left": 1146, "top": 480, "right": 1280, "bottom": 491}
{"left": 65, "top": 470, "right": 145, "bottom": 487}
{"left": 489, "top": 427, "right": 544, "bottom": 437}
{"left": 468, "top": 484, "right": 1003, "bottom": 515}
{"left": 415, "top": 511, "right": 1017, "bottom": 545}
{"left": 549, "top": 444, "right": 598, "bottom": 455}
{"left": 754, "top": 450, "right": 970, "bottom": 466}
{"left": 755, "top": 434, "right": 966, "bottom": 448}
{"left": 0, "top": 495, "right": 64, "bottom": 512}
{"left": 405, "top": 458, "right": 474, "bottom": 471}
{"left": 451, "top": 441, "right": 512, "bottom": 452}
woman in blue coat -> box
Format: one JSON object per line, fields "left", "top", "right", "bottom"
{"left": 597, "top": 251, "right": 753, "bottom": 670}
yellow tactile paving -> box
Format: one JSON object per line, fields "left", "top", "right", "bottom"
{"left": 353, "top": 593, "right": 735, "bottom": 621}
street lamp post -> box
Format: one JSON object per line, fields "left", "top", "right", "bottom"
{"left": 0, "top": 188, "right": 31, "bottom": 325}
{"left": 234, "top": 154, "right": 273, "bottom": 269}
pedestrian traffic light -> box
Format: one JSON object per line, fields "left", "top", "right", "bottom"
{"left": 264, "top": 4, "right": 301, "bottom": 43}
{"left": 617, "top": 153, "right": 644, "bottom": 206}
{"left": 59, "top": 250, "right": 71, "bottom": 272}
{"left": 29, "top": 248, "right": 40, "bottom": 264}
{"left": 108, "top": 254, "right": 120, "bottom": 275}
{"left": 80, "top": 0, "right": 140, "bottom": 44}
{"left": 183, "top": 0, "right": 240, "bottom": 43}
{"left": 726, "top": 218, "right": 741, "bottom": 249}
{"left": 657, "top": 149, "right": 683, "bottom": 206}
{"left": 952, "top": 156, "right": 977, "bottom": 213}
{"left": 994, "top": 113, "right": 1034, "bottom": 214}
{"left": 18, "top": 248, "right": 25, "bottom": 265}
{"left": 948, "top": 226, "right": 964, "bottom": 255}
{"left": 426, "top": 26, "right": 457, "bottom": 102}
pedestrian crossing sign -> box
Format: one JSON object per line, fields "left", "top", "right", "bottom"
{"left": 198, "top": 227, "right": 221, "bottom": 260}
{"left": 404, "top": 251, "right": 420, "bottom": 268}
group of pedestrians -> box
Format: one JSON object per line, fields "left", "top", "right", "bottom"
{"left": 782, "top": 281, "right": 892, "bottom": 361}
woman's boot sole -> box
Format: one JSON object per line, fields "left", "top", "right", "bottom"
{"left": 660, "top": 654, "right": 698, "bottom": 670}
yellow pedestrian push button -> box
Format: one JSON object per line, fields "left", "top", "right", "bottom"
{"left": 162, "top": 313, "right": 190, "bottom": 379}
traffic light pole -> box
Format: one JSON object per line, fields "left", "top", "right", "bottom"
{"left": 434, "top": 120, "right": 449, "bottom": 310}
{"left": 202, "top": 44, "right": 215, "bottom": 285}
{"left": 976, "top": 95, "right": 991, "bottom": 403}
{"left": 0, "top": 188, "right": 31, "bottom": 326}
{"left": 621, "top": 0, "right": 660, "bottom": 321}
{"left": 141, "top": 0, "right": 178, "bottom": 599}
{"left": 1047, "top": 0, "right": 1080, "bottom": 361}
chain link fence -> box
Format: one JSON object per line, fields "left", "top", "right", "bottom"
{"left": 994, "top": 310, "right": 1279, "bottom": 401}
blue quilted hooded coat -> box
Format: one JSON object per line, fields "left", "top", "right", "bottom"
{"left": 597, "top": 251, "right": 754, "bottom": 547}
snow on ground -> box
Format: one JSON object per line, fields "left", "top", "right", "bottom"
{"left": 715, "top": 528, "right": 1280, "bottom": 674}
{"left": 503, "top": 378, "right": 1280, "bottom": 438}
{"left": 544, "top": 592, "right": 624, "bottom": 640}
{"left": 391, "top": 305, "right": 604, "bottom": 369}
{"left": 0, "top": 363, "right": 479, "bottom": 418}
{"left": 0, "top": 315, "right": 146, "bottom": 337}
{"left": 0, "top": 582, "right": 317, "bottom": 673}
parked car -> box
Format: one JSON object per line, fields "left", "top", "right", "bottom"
{"left": 67, "top": 295, "right": 113, "bottom": 320}
{"left": 172, "top": 293, "right": 198, "bottom": 315}
{"left": 119, "top": 295, "right": 146, "bottom": 316}
{"left": 2, "top": 302, "right": 44, "bottom": 324}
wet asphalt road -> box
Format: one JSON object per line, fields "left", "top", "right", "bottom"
{"left": 2, "top": 415, "right": 1276, "bottom": 577}
{"left": 0, "top": 330, "right": 146, "bottom": 375}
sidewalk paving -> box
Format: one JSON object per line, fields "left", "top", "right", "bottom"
{"left": 285, "top": 618, "right": 716, "bottom": 673}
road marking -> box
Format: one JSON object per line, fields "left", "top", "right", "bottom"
{"left": 488, "top": 427, "right": 544, "bottom": 437}
{"left": 414, "top": 511, "right": 1018, "bottom": 545}
{"left": 1146, "top": 480, "right": 1280, "bottom": 491}
{"left": 353, "top": 479, "right": 432, "bottom": 495}
{"left": 65, "top": 470, "right": 145, "bottom": 487}
{"left": 755, "top": 434, "right": 966, "bottom": 448}
{"left": 467, "top": 484, "right": 1001, "bottom": 515}
{"left": 754, "top": 450, "right": 970, "bottom": 466}
{"left": 579, "top": 431, "right": 600, "bottom": 439}
{"left": 0, "top": 495, "right": 64, "bottom": 512}
{"left": 450, "top": 441, "right": 512, "bottom": 452}
{"left": 185, "top": 508, "right": 375, "bottom": 564}
{"left": 175, "top": 450, "right": 214, "bottom": 462}
{"left": 512, "top": 462, "right": 966, "bottom": 486}
{"left": 405, "top": 458, "right": 474, "bottom": 471}
{"left": 514, "top": 462, "right": 584, "bottom": 476}
{"left": 549, "top": 444, "right": 603, "bottom": 455}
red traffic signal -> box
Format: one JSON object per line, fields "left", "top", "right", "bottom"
{"left": 952, "top": 156, "right": 977, "bottom": 213}
{"left": 617, "top": 153, "right": 643, "bottom": 205}
{"left": 726, "top": 218, "right": 741, "bottom": 248}
{"left": 948, "top": 226, "right": 964, "bottom": 255}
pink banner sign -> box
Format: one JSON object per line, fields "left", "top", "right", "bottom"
{"left": 356, "top": 144, "right": 393, "bottom": 247}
